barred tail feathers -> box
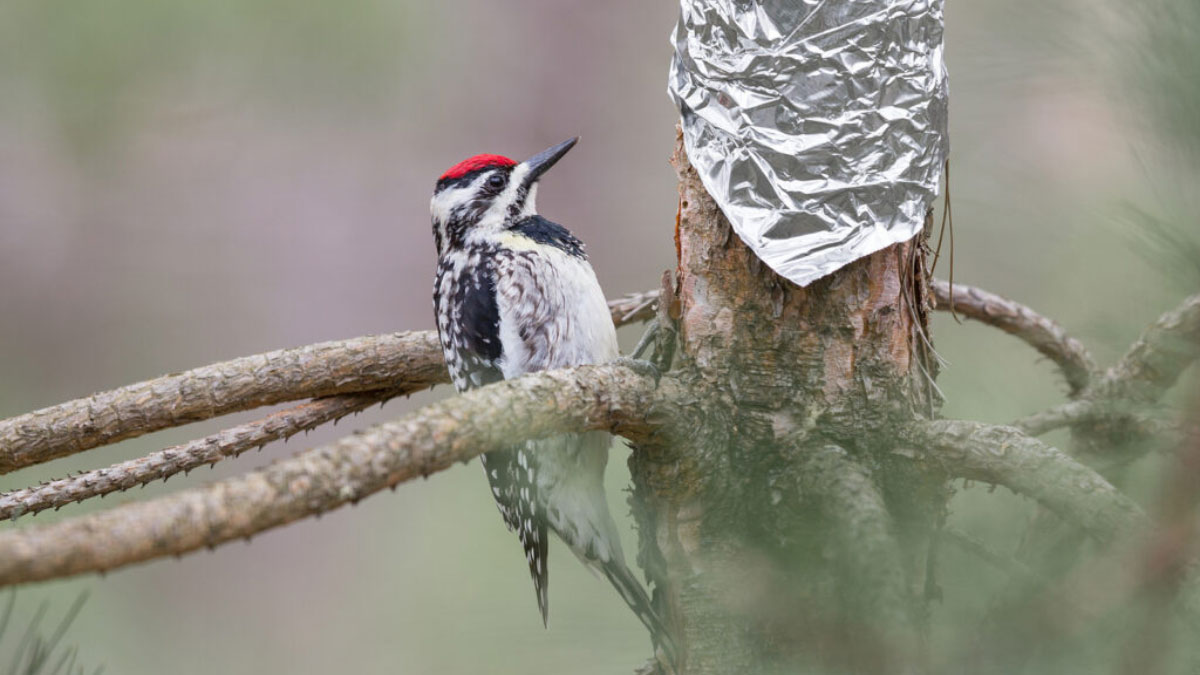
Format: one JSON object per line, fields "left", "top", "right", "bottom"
{"left": 601, "top": 562, "right": 677, "bottom": 667}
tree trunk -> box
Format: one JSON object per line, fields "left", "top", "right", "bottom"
{"left": 629, "top": 131, "right": 946, "bottom": 674}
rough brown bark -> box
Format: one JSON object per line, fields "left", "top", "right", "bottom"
{"left": 625, "top": 131, "right": 944, "bottom": 674}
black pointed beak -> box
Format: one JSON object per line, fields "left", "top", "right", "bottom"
{"left": 522, "top": 137, "right": 578, "bottom": 184}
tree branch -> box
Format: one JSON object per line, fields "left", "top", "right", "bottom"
{"left": 0, "top": 392, "right": 397, "bottom": 520}
{"left": 1010, "top": 399, "right": 1181, "bottom": 446}
{"left": 0, "top": 333, "right": 447, "bottom": 475}
{"left": 0, "top": 293, "right": 659, "bottom": 477}
{"left": 931, "top": 280, "right": 1097, "bottom": 395}
{"left": 1090, "top": 293, "right": 1200, "bottom": 404}
{"left": 609, "top": 289, "right": 660, "bottom": 326}
{"left": 0, "top": 364, "right": 686, "bottom": 588}
{"left": 1008, "top": 294, "right": 1198, "bottom": 452}
{"left": 799, "top": 445, "right": 911, "bottom": 623}
{"left": 792, "top": 444, "right": 916, "bottom": 671}
{"left": 942, "top": 528, "right": 1041, "bottom": 586}
{"left": 1010, "top": 400, "right": 1102, "bottom": 436}
{"left": 901, "top": 420, "right": 1145, "bottom": 544}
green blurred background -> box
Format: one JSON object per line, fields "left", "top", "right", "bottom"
{"left": 0, "top": 0, "right": 1196, "bottom": 672}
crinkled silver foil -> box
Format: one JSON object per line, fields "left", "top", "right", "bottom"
{"left": 668, "top": 0, "right": 948, "bottom": 287}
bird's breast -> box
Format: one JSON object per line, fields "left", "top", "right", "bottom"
{"left": 494, "top": 245, "right": 618, "bottom": 379}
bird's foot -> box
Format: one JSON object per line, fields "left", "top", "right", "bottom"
{"left": 613, "top": 356, "right": 661, "bottom": 385}
{"left": 630, "top": 319, "right": 660, "bottom": 360}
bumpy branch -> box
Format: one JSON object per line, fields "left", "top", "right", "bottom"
{"left": 0, "top": 293, "right": 658, "bottom": 476}
{"left": 0, "top": 392, "right": 396, "bottom": 520}
{"left": 1010, "top": 400, "right": 1102, "bottom": 436}
{"left": 0, "top": 364, "right": 685, "bottom": 588}
{"left": 903, "top": 420, "right": 1145, "bottom": 544}
{"left": 1090, "top": 293, "right": 1200, "bottom": 404}
{"left": 609, "top": 289, "right": 659, "bottom": 326}
{"left": 0, "top": 333, "right": 446, "bottom": 475}
{"left": 931, "top": 280, "right": 1097, "bottom": 395}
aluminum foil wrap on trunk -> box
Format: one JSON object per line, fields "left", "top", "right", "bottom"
{"left": 668, "top": 0, "right": 949, "bottom": 287}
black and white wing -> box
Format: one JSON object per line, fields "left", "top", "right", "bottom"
{"left": 432, "top": 251, "right": 549, "bottom": 623}
{"left": 433, "top": 251, "right": 504, "bottom": 392}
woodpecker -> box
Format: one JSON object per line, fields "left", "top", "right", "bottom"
{"left": 429, "top": 138, "right": 673, "bottom": 658}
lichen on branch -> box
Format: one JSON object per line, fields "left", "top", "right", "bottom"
{"left": 0, "top": 332, "right": 446, "bottom": 475}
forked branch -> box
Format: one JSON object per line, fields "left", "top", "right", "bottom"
{"left": 1008, "top": 294, "right": 1200, "bottom": 438}
{"left": 910, "top": 424, "right": 1199, "bottom": 627}
{"left": 0, "top": 364, "right": 684, "bottom": 588}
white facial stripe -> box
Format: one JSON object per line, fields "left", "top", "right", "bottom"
{"left": 430, "top": 173, "right": 489, "bottom": 224}
{"left": 519, "top": 183, "right": 539, "bottom": 218}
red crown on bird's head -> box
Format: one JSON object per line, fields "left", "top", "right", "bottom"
{"left": 439, "top": 154, "right": 517, "bottom": 181}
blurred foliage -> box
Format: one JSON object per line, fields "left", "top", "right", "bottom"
{"left": 1106, "top": 0, "right": 1200, "bottom": 306}
{"left": 1119, "top": 205, "right": 1200, "bottom": 294}
{"left": 1116, "top": 0, "right": 1200, "bottom": 165}
{"left": 0, "top": 593, "right": 98, "bottom": 675}
{"left": 0, "top": 0, "right": 423, "bottom": 150}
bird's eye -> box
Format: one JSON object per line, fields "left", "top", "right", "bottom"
{"left": 487, "top": 174, "right": 506, "bottom": 189}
